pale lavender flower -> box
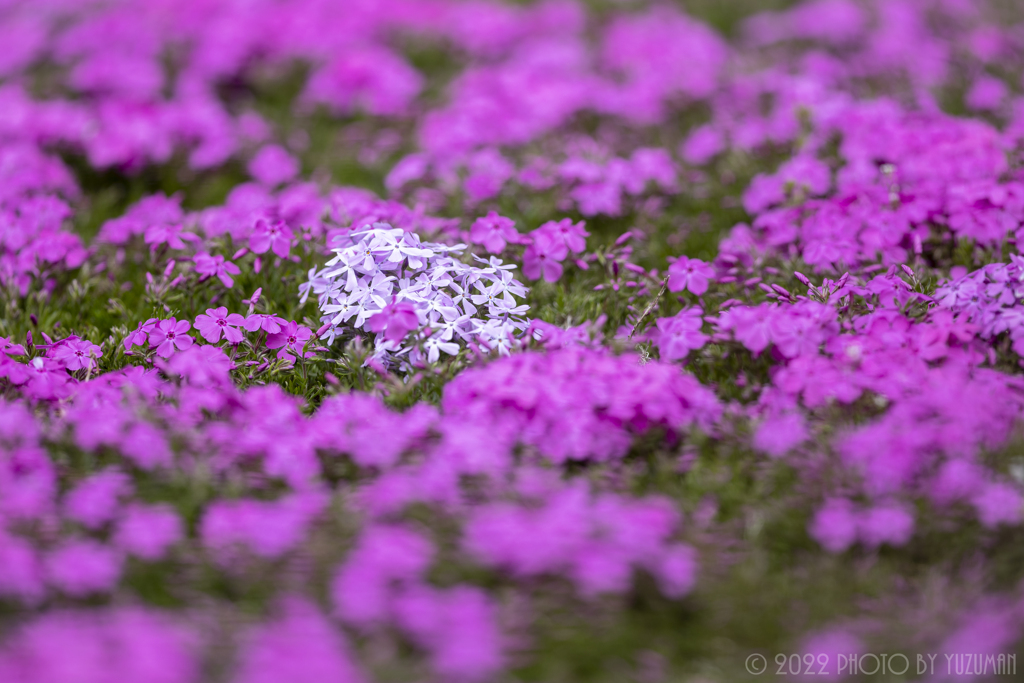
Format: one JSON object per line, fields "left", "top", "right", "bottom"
{"left": 305, "top": 223, "right": 529, "bottom": 370}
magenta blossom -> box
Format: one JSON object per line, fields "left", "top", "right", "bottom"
{"left": 0, "top": 336, "right": 26, "bottom": 356}
{"left": 522, "top": 230, "right": 569, "bottom": 283}
{"left": 752, "top": 412, "right": 808, "bottom": 457}
{"left": 540, "top": 218, "right": 589, "bottom": 254}
{"left": 194, "top": 307, "right": 245, "bottom": 343}
{"left": 470, "top": 211, "right": 519, "bottom": 254}
{"left": 233, "top": 598, "right": 365, "bottom": 683}
{"left": 63, "top": 469, "right": 130, "bottom": 529}
{"left": 147, "top": 318, "right": 194, "bottom": 358}
{"left": 163, "top": 346, "right": 236, "bottom": 385}
{"left": 667, "top": 256, "right": 714, "bottom": 296}
{"left": 249, "top": 218, "right": 294, "bottom": 258}
{"left": 266, "top": 321, "right": 315, "bottom": 361}
{"left": 243, "top": 313, "right": 288, "bottom": 334}
{"left": 51, "top": 339, "right": 103, "bottom": 372}
{"left": 365, "top": 300, "right": 420, "bottom": 343}
{"left": 0, "top": 607, "right": 199, "bottom": 683}
{"left": 45, "top": 540, "right": 123, "bottom": 597}
{"left": 248, "top": 144, "right": 300, "bottom": 187}
{"left": 809, "top": 499, "right": 857, "bottom": 554}
{"left": 114, "top": 503, "right": 183, "bottom": 561}
{"left": 193, "top": 253, "right": 242, "bottom": 288}
{"left": 123, "top": 318, "right": 158, "bottom": 354}
{"left": 144, "top": 223, "right": 197, "bottom": 251}
{"left": 654, "top": 308, "right": 707, "bottom": 361}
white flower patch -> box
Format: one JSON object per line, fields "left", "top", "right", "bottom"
{"left": 303, "top": 223, "right": 530, "bottom": 368}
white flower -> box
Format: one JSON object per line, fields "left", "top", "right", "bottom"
{"left": 302, "top": 223, "right": 531, "bottom": 371}
{"left": 424, "top": 335, "right": 460, "bottom": 363}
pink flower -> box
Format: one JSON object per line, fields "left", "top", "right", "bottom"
{"left": 249, "top": 218, "right": 293, "bottom": 258}
{"left": 303, "top": 46, "right": 423, "bottom": 116}
{"left": 193, "top": 253, "right": 242, "bottom": 288}
{"left": 539, "top": 218, "right": 589, "bottom": 254}
{"left": 144, "top": 223, "right": 196, "bottom": 251}
{"left": 652, "top": 544, "right": 698, "bottom": 598}
{"left": 123, "top": 318, "right": 158, "bottom": 354}
{"left": 469, "top": 212, "right": 518, "bottom": 254}
{"left": 809, "top": 499, "right": 857, "bottom": 553}
{"left": 522, "top": 230, "right": 568, "bottom": 283}
{"left": 680, "top": 124, "right": 723, "bottom": 164}
{"left": 119, "top": 422, "right": 173, "bottom": 470}
{"left": 776, "top": 154, "right": 831, "bottom": 196}
{"left": 114, "top": 503, "right": 183, "bottom": 560}
{"left": 51, "top": 339, "right": 102, "bottom": 372}
{"left": 966, "top": 75, "right": 1008, "bottom": 111}
{"left": 233, "top": 598, "right": 365, "bottom": 683}
{"left": 752, "top": 412, "right": 808, "bottom": 457}
{"left": 266, "top": 321, "right": 314, "bottom": 361}
{"left": 248, "top": 144, "right": 300, "bottom": 187}
{"left": 0, "top": 608, "right": 199, "bottom": 683}
{"left": 654, "top": 308, "right": 708, "bottom": 361}
{"left": 857, "top": 503, "right": 914, "bottom": 548}
{"left": 201, "top": 493, "right": 327, "bottom": 559}
{"left": 194, "top": 307, "right": 245, "bottom": 343}
{"left": 667, "top": 256, "right": 714, "bottom": 296}
{"left": 0, "top": 530, "right": 44, "bottom": 603}
{"left": 331, "top": 525, "right": 434, "bottom": 625}
{"left": 148, "top": 318, "right": 193, "bottom": 358}
{"left": 769, "top": 303, "right": 834, "bottom": 359}
{"left": 63, "top": 469, "right": 130, "bottom": 529}
{"left": 0, "top": 336, "right": 26, "bottom": 356}
{"left": 392, "top": 586, "right": 504, "bottom": 682}
{"left": 163, "top": 346, "right": 236, "bottom": 385}
{"left": 243, "top": 313, "right": 288, "bottom": 334}
{"left": 463, "top": 148, "right": 514, "bottom": 203}
{"left": 718, "top": 305, "right": 773, "bottom": 355}
{"left": 742, "top": 173, "right": 785, "bottom": 213}
{"left": 365, "top": 300, "right": 420, "bottom": 343}
{"left": 972, "top": 482, "right": 1023, "bottom": 528}
{"left": 45, "top": 540, "right": 122, "bottom": 596}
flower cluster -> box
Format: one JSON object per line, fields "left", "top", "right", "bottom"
{"left": 307, "top": 223, "right": 529, "bottom": 367}
{"left": 0, "top": 344, "right": 714, "bottom": 681}
{"left": 935, "top": 257, "right": 1024, "bottom": 356}
{"left": 464, "top": 480, "right": 697, "bottom": 597}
